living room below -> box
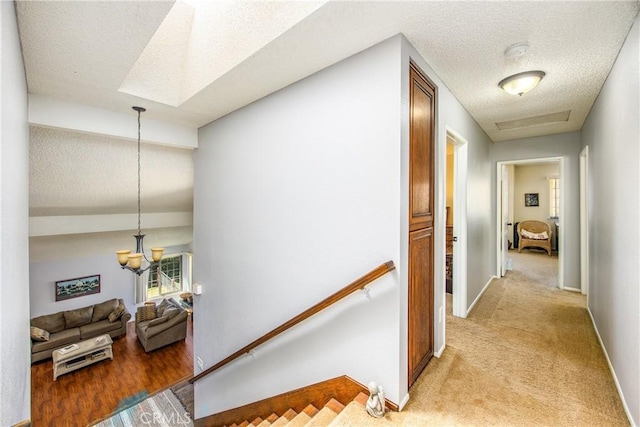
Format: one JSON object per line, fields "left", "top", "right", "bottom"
{"left": 30, "top": 320, "right": 193, "bottom": 426}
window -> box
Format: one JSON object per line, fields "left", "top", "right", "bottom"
{"left": 147, "top": 253, "right": 192, "bottom": 299}
{"left": 549, "top": 177, "right": 559, "bottom": 218}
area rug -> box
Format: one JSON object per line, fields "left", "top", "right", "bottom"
{"left": 115, "top": 390, "right": 149, "bottom": 412}
{"left": 93, "top": 389, "right": 193, "bottom": 427}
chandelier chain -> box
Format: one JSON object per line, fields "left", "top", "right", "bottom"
{"left": 137, "top": 108, "right": 141, "bottom": 235}
{"left": 116, "top": 106, "right": 162, "bottom": 276}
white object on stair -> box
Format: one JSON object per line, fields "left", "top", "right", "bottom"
{"left": 366, "top": 381, "right": 385, "bottom": 418}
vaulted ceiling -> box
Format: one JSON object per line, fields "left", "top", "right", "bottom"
{"left": 16, "top": 0, "right": 639, "bottom": 142}
{"left": 16, "top": 0, "right": 639, "bottom": 260}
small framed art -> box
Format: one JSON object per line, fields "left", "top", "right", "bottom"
{"left": 524, "top": 193, "right": 539, "bottom": 207}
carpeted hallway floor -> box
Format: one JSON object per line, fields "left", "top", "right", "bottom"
{"left": 386, "top": 249, "right": 629, "bottom": 426}
{"left": 161, "top": 250, "right": 629, "bottom": 426}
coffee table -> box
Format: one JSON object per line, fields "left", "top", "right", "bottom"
{"left": 52, "top": 334, "right": 113, "bottom": 380}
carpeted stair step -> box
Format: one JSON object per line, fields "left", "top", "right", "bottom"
{"left": 284, "top": 404, "right": 318, "bottom": 426}
{"left": 226, "top": 393, "right": 366, "bottom": 427}
{"left": 304, "top": 397, "right": 345, "bottom": 426}
{"left": 287, "top": 411, "right": 312, "bottom": 426}
{"left": 328, "top": 392, "right": 391, "bottom": 426}
{"left": 270, "top": 408, "right": 298, "bottom": 426}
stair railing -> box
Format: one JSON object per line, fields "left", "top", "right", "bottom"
{"left": 189, "top": 260, "right": 396, "bottom": 384}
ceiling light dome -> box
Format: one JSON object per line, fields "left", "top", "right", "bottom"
{"left": 499, "top": 70, "right": 545, "bottom": 96}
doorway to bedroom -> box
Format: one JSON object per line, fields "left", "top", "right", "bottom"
{"left": 496, "top": 158, "right": 562, "bottom": 290}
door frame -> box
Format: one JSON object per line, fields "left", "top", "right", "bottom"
{"left": 495, "top": 157, "right": 564, "bottom": 289}
{"left": 500, "top": 164, "right": 510, "bottom": 277}
{"left": 445, "top": 128, "right": 468, "bottom": 319}
{"left": 580, "top": 146, "right": 589, "bottom": 297}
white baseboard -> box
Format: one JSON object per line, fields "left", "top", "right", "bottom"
{"left": 398, "top": 392, "right": 410, "bottom": 411}
{"left": 434, "top": 343, "right": 445, "bottom": 358}
{"left": 563, "top": 286, "right": 581, "bottom": 293}
{"left": 467, "top": 276, "right": 497, "bottom": 317}
{"left": 587, "top": 308, "right": 635, "bottom": 426}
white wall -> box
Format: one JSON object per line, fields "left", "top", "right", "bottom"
{"left": 513, "top": 163, "right": 559, "bottom": 223}
{"left": 29, "top": 94, "right": 198, "bottom": 149}
{"left": 0, "top": 1, "right": 31, "bottom": 425}
{"left": 194, "top": 36, "right": 403, "bottom": 417}
{"left": 581, "top": 14, "right": 639, "bottom": 425}
{"left": 29, "top": 243, "right": 191, "bottom": 317}
{"left": 492, "top": 132, "right": 581, "bottom": 288}
{"left": 191, "top": 34, "right": 497, "bottom": 418}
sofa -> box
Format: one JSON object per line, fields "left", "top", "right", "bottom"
{"left": 135, "top": 298, "right": 188, "bottom": 352}
{"left": 30, "top": 298, "right": 130, "bottom": 363}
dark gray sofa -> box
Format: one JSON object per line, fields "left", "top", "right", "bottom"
{"left": 30, "top": 298, "right": 130, "bottom": 363}
{"left": 135, "top": 298, "right": 188, "bottom": 352}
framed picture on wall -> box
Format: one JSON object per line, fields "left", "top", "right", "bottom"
{"left": 524, "top": 193, "right": 539, "bottom": 207}
{"left": 55, "top": 274, "right": 101, "bottom": 301}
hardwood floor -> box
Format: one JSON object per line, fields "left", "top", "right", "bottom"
{"left": 31, "top": 318, "right": 193, "bottom": 427}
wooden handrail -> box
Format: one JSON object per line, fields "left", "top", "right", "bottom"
{"left": 190, "top": 260, "right": 396, "bottom": 384}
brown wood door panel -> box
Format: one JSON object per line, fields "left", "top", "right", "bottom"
{"left": 408, "top": 227, "right": 434, "bottom": 387}
{"left": 409, "top": 64, "right": 435, "bottom": 232}
{"left": 407, "top": 62, "right": 436, "bottom": 389}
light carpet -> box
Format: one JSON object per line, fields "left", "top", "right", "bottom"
{"left": 348, "top": 250, "right": 628, "bottom": 426}
{"left": 92, "top": 389, "right": 192, "bottom": 427}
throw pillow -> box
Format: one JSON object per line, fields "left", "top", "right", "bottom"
{"left": 30, "top": 326, "right": 50, "bottom": 342}
{"left": 92, "top": 298, "right": 118, "bottom": 322}
{"left": 137, "top": 304, "right": 157, "bottom": 322}
{"left": 31, "top": 312, "right": 66, "bottom": 334}
{"left": 162, "top": 307, "right": 180, "bottom": 320}
{"left": 156, "top": 299, "right": 170, "bottom": 317}
{"left": 108, "top": 303, "right": 126, "bottom": 323}
{"left": 521, "top": 229, "right": 549, "bottom": 240}
{"left": 64, "top": 306, "right": 94, "bottom": 328}
{"left": 148, "top": 316, "right": 169, "bottom": 327}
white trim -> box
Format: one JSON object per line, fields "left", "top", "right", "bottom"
{"left": 467, "top": 276, "right": 497, "bottom": 317}
{"left": 29, "top": 212, "right": 193, "bottom": 236}
{"left": 580, "top": 146, "right": 590, "bottom": 297}
{"left": 434, "top": 343, "right": 445, "bottom": 358}
{"left": 499, "top": 164, "right": 509, "bottom": 277}
{"left": 495, "top": 157, "right": 563, "bottom": 288}
{"left": 563, "top": 287, "right": 582, "bottom": 293}
{"left": 587, "top": 308, "right": 635, "bottom": 426}
{"left": 446, "top": 128, "right": 468, "bottom": 319}
{"left": 398, "top": 393, "right": 411, "bottom": 411}
{"left": 558, "top": 157, "right": 565, "bottom": 289}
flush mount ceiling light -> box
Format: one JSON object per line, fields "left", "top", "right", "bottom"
{"left": 115, "top": 106, "right": 164, "bottom": 275}
{"left": 499, "top": 70, "right": 546, "bottom": 96}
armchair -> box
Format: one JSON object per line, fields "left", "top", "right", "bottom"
{"left": 135, "top": 298, "right": 188, "bottom": 352}
{"left": 517, "top": 220, "right": 552, "bottom": 256}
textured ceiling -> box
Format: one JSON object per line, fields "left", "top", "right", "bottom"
{"left": 29, "top": 126, "right": 193, "bottom": 217}
{"left": 15, "top": 1, "right": 639, "bottom": 142}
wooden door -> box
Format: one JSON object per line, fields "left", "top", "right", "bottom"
{"left": 408, "top": 228, "right": 434, "bottom": 386}
{"left": 408, "top": 63, "right": 435, "bottom": 388}
{"left": 409, "top": 64, "right": 435, "bottom": 232}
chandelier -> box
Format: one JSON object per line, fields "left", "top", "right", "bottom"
{"left": 116, "top": 106, "right": 164, "bottom": 275}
